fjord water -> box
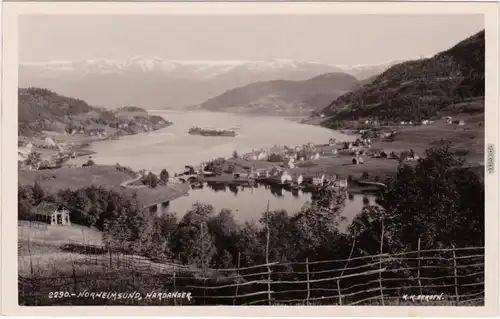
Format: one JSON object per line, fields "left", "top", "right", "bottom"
{"left": 89, "top": 110, "right": 356, "bottom": 174}
{"left": 160, "top": 184, "right": 376, "bottom": 232}
{"left": 88, "top": 110, "right": 368, "bottom": 227}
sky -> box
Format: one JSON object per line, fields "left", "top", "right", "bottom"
{"left": 19, "top": 14, "right": 484, "bottom": 66}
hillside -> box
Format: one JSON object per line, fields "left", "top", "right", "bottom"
{"left": 199, "top": 72, "right": 360, "bottom": 116}
{"left": 317, "top": 30, "right": 485, "bottom": 126}
{"left": 18, "top": 88, "right": 171, "bottom": 138}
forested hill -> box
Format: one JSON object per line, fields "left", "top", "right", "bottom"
{"left": 198, "top": 72, "right": 360, "bottom": 116}
{"left": 18, "top": 87, "right": 170, "bottom": 138}
{"left": 317, "top": 30, "right": 485, "bottom": 127}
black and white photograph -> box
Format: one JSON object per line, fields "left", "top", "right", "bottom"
{"left": 1, "top": 1, "right": 498, "bottom": 316}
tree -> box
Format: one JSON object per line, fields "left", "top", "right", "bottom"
{"left": 24, "top": 152, "right": 41, "bottom": 168}
{"left": 160, "top": 169, "right": 170, "bottom": 184}
{"left": 232, "top": 150, "right": 239, "bottom": 159}
{"left": 32, "top": 182, "right": 45, "bottom": 205}
{"left": 143, "top": 172, "right": 158, "bottom": 188}
{"left": 208, "top": 209, "right": 240, "bottom": 267}
{"left": 376, "top": 140, "right": 484, "bottom": 250}
{"left": 170, "top": 203, "right": 216, "bottom": 268}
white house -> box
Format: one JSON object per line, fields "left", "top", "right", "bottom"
{"left": 291, "top": 173, "right": 304, "bottom": 185}
{"left": 34, "top": 202, "right": 71, "bottom": 225}
{"left": 284, "top": 158, "right": 295, "bottom": 169}
{"left": 334, "top": 179, "right": 348, "bottom": 189}
{"left": 257, "top": 151, "right": 268, "bottom": 161}
{"left": 421, "top": 120, "right": 430, "bottom": 125}
{"left": 312, "top": 174, "right": 325, "bottom": 186}
{"left": 44, "top": 137, "right": 56, "bottom": 148}
{"left": 272, "top": 170, "right": 292, "bottom": 184}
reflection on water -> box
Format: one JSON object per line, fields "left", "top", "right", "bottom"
{"left": 161, "top": 182, "right": 376, "bottom": 232}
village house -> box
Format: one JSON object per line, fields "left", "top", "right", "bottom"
{"left": 276, "top": 170, "right": 293, "bottom": 184}
{"left": 269, "top": 166, "right": 283, "bottom": 177}
{"left": 333, "top": 179, "right": 348, "bottom": 189}
{"left": 328, "top": 138, "right": 336, "bottom": 146}
{"left": 290, "top": 173, "right": 304, "bottom": 185}
{"left": 257, "top": 169, "right": 271, "bottom": 179}
{"left": 283, "top": 157, "right": 295, "bottom": 169}
{"left": 311, "top": 174, "right": 325, "bottom": 186}
{"left": 421, "top": 120, "right": 430, "bottom": 125}
{"left": 343, "top": 142, "right": 353, "bottom": 150}
{"left": 352, "top": 156, "right": 364, "bottom": 164}
{"left": 33, "top": 202, "right": 71, "bottom": 225}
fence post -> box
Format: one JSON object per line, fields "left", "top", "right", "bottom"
{"left": 173, "top": 266, "right": 177, "bottom": 306}
{"left": 306, "top": 258, "right": 310, "bottom": 305}
{"left": 338, "top": 238, "right": 356, "bottom": 305}
{"left": 379, "top": 219, "right": 385, "bottom": 306}
{"left": 265, "top": 201, "right": 272, "bottom": 305}
{"left": 72, "top": 261, "right": 78, "bottom": 295}
{"left": 27, "top": 237, "right": 34, "bottom": 277}
{"left": 233, "top": 252, "right": 241, "bottom": 306}
{"left": 452, "top": 244, "right": 459, "bottom": 305}
{"left": 417, "top": 237, "right": 423, "bottom": 295}
{"left": 109, "top": 249, "right": 112, "bottom": 268}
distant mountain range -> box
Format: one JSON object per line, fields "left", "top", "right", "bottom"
{"left": 19, "top": 58, "right": 397, "bottom": 110}
{"left": 197, "top": 72, "right": 361, "bottom": 116}
{"left": 316, "top": 30, "right": 485, "bottom": 127}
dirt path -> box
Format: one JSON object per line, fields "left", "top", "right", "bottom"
{"left": 120, "top": 174, "right": 146, "bottom": 189}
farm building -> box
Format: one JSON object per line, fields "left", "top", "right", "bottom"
{"left": 33, "top": 202, "right": 71, "bottom": 225}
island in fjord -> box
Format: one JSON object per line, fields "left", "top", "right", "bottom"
{"left": 188, "top": 126, "right": 237, "bottom": 137}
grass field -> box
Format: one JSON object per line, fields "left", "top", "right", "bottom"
{"left": 18, "top": 164, "right": 191, "bottom": 207}
{"left": 18, "top": 221, "right": 105, "bottom": 276}
{"left": 18, "top": 165, "right": 137, "bottom": 194}
{"left": 373, "top": 122, "right": 484, "bottom": 163}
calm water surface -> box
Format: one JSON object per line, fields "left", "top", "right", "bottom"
{"left": 88, "top": 110, "right": 356, "bottom": 174}
{"left": 157, "top": 183, "right": 376, "bottom": 232}
{"left": 88, "top": 110, "right": 366, "bottom": 229}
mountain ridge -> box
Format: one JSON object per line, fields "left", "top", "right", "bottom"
{"left": 198, "top": 72, "right": 361, "bottom": 116}
{"left": 316, "top": 30, "right": 485, "bottom": 127}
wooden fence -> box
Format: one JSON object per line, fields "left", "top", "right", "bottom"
{"left": 18, "top": 245, "right": 484, "bottom": 306}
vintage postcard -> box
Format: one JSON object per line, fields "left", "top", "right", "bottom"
{"left": 1, "top": 1, "right": 499, "bottom": 317}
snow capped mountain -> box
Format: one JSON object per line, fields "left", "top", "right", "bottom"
{"left": 19, "top": 57, "right": 396, "bottom": 109}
